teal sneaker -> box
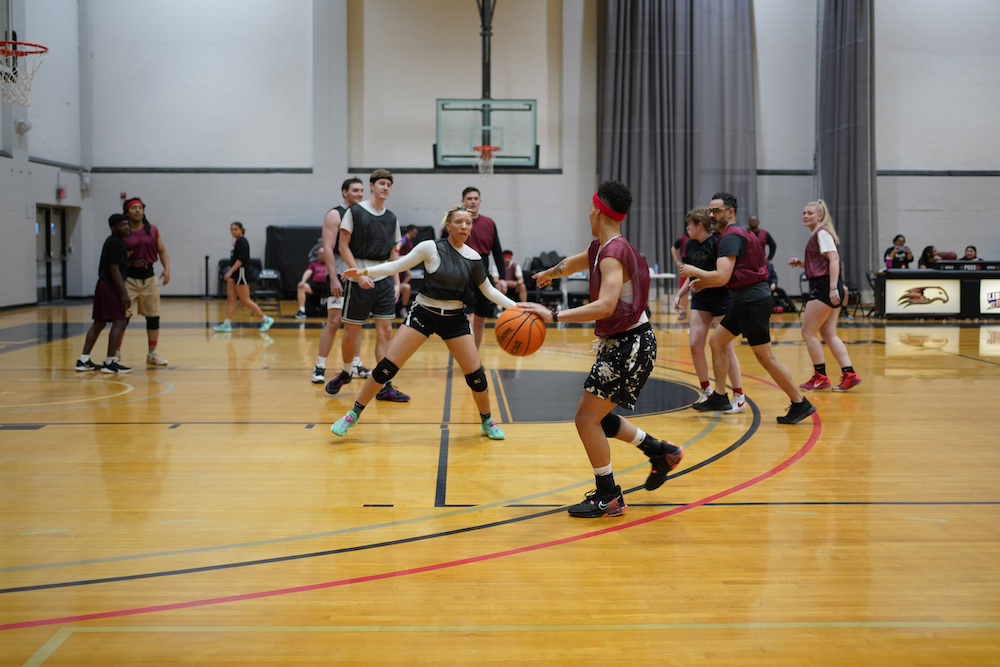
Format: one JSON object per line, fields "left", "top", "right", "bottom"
{"left": 259, "top": 315, "right": 275, "bottom": 333}
{"left": 331, "top": 411, "right": 359, "bottom": 437}
{"left": 480, "top": 419, "right": 505, "bottom": 440}
{"left": 212, "top": 322, "right": 232, "bottom": 333}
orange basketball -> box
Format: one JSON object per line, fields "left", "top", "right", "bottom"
{"left": 494, "top": 306, "right": 546, "bottom": 356}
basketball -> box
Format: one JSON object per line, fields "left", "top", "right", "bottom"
{"left": 494, "top": 306, "right": 546, "bottom": 356}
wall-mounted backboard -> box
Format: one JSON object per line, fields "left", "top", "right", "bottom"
{"left": 435, "top": 98, "right": 537, "bottom": 168}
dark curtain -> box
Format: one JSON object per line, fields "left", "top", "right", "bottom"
{"left": 597, "top": 0, "right": 757, "bottom": 270}
{"left": 817, "top": 0, "right": 877, "bottom": 288}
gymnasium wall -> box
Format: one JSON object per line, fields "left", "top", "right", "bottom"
{"left": 0, "top": 0, "right": 998, "bottom": 308}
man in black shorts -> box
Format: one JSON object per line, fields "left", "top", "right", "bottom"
{"left": 334, "top": 169, "right": 409, "bottom": 402}
{"left": 75, "top": 214, "right": 133, "bottom": 374}
{"left": 680, "top": 192, "right": 816, "bottom": 424}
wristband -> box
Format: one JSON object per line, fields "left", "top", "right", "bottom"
{"left": 551, "top": 308, "right": 559, "bottom": 323}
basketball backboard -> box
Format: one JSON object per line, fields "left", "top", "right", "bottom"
{"left": 435, "top": 98, "right": 537, "bottom": 168}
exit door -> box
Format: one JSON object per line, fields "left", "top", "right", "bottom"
{"left": 36, "top": 207, "right": 69, "bottom": 302}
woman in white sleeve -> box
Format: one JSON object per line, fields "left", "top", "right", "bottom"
{"left": 788, "top": 200, "right": 861, "bottom": 393}
{"left": 330, "top": 205, "right": 517, "bottom": 440}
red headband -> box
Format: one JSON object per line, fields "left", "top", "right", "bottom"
{"left": 124, "top": 199, "right": 144, "bottom": 210}
{"left": 592, "top": 193, "right": 626, "bottom": 222}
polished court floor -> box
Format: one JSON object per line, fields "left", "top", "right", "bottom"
{"left": 1, "top": 298, "right": 999, "bottom": 665}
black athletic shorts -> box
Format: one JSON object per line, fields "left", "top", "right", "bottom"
{"left": 405, "top": 303, "right": 472, "bottom": 341}
{"left": 691, "top": 290, "right": 732, "bottom": 317}
{"left": 719, "top": 295, "right": 773, "bottom": 347}
{"left": 342, "top": 278, "right": 396, "bottom": 325}
{"left": 807, "top": 276, "right": 846, "bottom": 308}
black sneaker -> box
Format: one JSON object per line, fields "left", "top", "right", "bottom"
{"left": 645, "top": 443, "right": 685, "bottom": 491}
{"left": 311, "top": 365, "right": 326, "bottom": 384}
{"left": 75, "top": 359, "right": 101, "bottom": 372}
{"left": 776, "top": 398, "right": 817, "bottom": 424}
{"left": 294, "top": 310, "right": 308, "bottom": 320}
{"left": 692, "top": 391, "right": 731, "bottom": 411}
{"left": 376, "top": 382, "right": 410, "bottom": 402}
{"left": 101, "top": 360, "right": 133, "bottom": 374}
{"left": 324, "top": 371, "right": 352, "bottom": 395}
{"left": 567, "top": 486, "right": 626, "bottom": 518}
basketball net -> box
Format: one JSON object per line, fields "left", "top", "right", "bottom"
{"left": 473, "top": 145, "right": 500, "bottom": 177}
{"left": 0, "top": 42, "right": 49, "bottom": 106}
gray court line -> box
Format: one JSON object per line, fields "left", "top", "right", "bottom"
{"left": 24, "top": 621, "right": 1000, "bottom": 666}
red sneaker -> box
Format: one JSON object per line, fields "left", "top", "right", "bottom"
{"left": 799, "top": 373, "right": 831, "bottom": 391}
{"left": 832, "top": 372, "right": 862, "bottom": 392}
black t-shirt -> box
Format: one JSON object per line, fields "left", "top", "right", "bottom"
{"left": 884, "top": 246, "right": 910, "bottom": 269}
{"left": 232, "top": 236, "right": 251, "bottom": 266}
{"left": 684, "top": 234, "right": 728, "bottom": 300}
{"left": 98, "top": 235, "right": 128, "bottom": 282}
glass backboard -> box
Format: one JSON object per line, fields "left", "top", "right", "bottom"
{"left": 435, "top": 98, "right": 537, "bottom": 168}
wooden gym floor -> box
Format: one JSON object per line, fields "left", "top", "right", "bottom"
{"left": 1, "top": 298, "right": 998, "bottom": 665}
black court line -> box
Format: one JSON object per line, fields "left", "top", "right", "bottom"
{"left": 434, "top": 356, "right": 456, "bottom": 507}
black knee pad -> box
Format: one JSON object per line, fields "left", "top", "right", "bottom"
{"left": 600, "top": 414, "right": 622, "bottom": 438}
{"left": 146, "top": 316, "right": 160, "bottom": 331}
{"left": 465, "top": 367, "right": 488, "bottom": 393}
{"left": 371, "top": 359, "right": 399, "bottom": 385}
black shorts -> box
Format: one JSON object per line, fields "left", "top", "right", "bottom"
{"left": 807, "top": 276, "right": 845, "bottom": 308}
{"left": 583, "top": 323, "right": 656, "bottom": 411}
{"left": 719, "top": 295, "right": 773, "bottom": 347}
{"left": 405, "top": 303, "right": 472, "bottom": 341}
{"left": 233, "top": 267, "right": 249, "bottom": 286}
{"left": 690, "top": 290, "right": 732, "bottom": 317}
{"left": 342, "top": 278, "right": 397, "bottom": 325}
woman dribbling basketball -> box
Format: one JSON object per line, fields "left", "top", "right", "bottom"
{"left": 330, "top": 205, "right": 517, "bottom": 440}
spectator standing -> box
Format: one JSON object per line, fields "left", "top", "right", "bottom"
{"left": 747, "top": 215, "right": 777, "bottom": 262}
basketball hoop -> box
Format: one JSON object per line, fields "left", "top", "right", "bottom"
{"left": 473, "top": 145, "right": 500, "bottom": 177}
{"left": 0, "top": 41, "right": 49, "bottom": 106}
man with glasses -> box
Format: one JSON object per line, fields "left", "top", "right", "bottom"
{"left": 680, "top": 192, "right": 816, "bottom": 424}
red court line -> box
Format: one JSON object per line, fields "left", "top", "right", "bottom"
{"left": 0, "top": 413, "right": 821, "bottom": 632}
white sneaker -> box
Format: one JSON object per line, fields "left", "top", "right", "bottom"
{"left": 724, "top": 393, "right": 747, "bottom": 414}
{"left": 696, "top": 387, "right": 713, "bottom": 404}
{"left": 146, "top": 353, "right": 169, "bottom": 367}
{"left": 350, "top": 362, "right": 371, "bottom": 379}
{"left": 311, "top": 365, "right": 326, "bottom": 384}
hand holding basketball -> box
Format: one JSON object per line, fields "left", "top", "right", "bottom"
{"left": 495, "top": 306, "right": 547, "bottom": 356}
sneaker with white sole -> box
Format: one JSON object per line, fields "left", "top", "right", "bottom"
{"left": 101, "top": 359, "right": 132, "bottom": 374}
{"left": 799, "top": 373, "right": 831, "bottom": 391}
{"left": 724, "top": 393, "right": 747, "bottom": 414}
{"left": 259, "top": 315, "right": 275, "bottom": 333}
{"left": 696, "top": 387, "right": 713, "bottom": 404}
{"left": 311, "top": 365, "right": 326, "bottom": 384}
{"left": 75, "top": 358, "right": 101, "bottom": 372}
{"left": 294, "top": 310, "right": 308, "bottom": 320}
{"left": 480, "top": 419, "right": 505, "bottom": 440}
{"left": 351, "top": 362, "right": 371, "bottom": 379}
{"left": 330, "top": 411, "right": 359, "bottom": 437}
{"left": 146, "top": 353, "right": 168, "bottom": 367}
{"left": 212, "top": 322, "right": 232, "bottom": 333}
{"left": 832, "top": 371, "right": 862, "bottom": 392}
